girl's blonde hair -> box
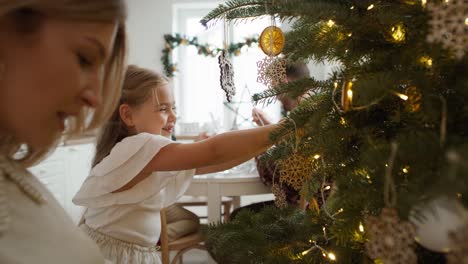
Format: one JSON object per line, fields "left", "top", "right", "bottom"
{"left": 0, "top": 0, "right": 127, "bottom": 166}
{"left": 92, "top": 65, "right": 169, "bottom": 167}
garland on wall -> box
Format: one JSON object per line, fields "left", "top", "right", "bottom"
{"left": 161, "top": 33, "right": 258, "bottom": 77}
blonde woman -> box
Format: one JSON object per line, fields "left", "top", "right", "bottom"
{"left": 0, "top": 1, "right": 127, "bottom": 263}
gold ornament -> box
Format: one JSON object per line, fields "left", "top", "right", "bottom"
{"left": 341, "top": 81, "right": 353, "bottom": 112}
{"left": 404, "top": 86, "right": 422, "bottom": 112}
{"left": 390, "top": 23, "right": 406, "bottom": 43}
{"left": 365, "top": 207, "right": 417, "bottom": 264}
{"left": 277, "top": 152, "right": 314, "bottom": 191}
{"left": 447, "top": 221, "right": 468, "bottom": 264}
{"left": 271, "top": 184, "right": 287, "bottom": 209}
{"left": 259, "top": 26, "right": 285, "bottom": 56}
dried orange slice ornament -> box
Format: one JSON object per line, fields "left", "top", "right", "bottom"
{"left": 259, "top": 26, "right": 285, "bottom": 56}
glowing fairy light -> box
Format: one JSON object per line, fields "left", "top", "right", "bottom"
{"left": 393, "top": 92, "right": 408, "bottom": 101}
{"left": 420, "top": 56, "right": 433, "bottom": 67}
{"left": 313, "top": 154, "right": 321, "bottom": 159}
{"left": 402, "top": 166, "right": 409, "bottom": 173}
{"left": 347, "top": 89, "right": 353, "bottom": 101}
{"left": 326, "top": 20, "right": 335, "bottom": 27}
{"left": 367, "top": 4, "right": 375, "bottom": 10}
{"left": 328, "top": 252, "right": 337, "bottom": 261}
{"left": 301, "top": 248, "right": 312, "bottom": 256}
{"left": 324, "top": 185, "right": 331, "bottom": 190}
{"left": 391, "top": 24, "right": 406, "bottom": 42}
{"left": 359, "top": 223, "right": 364, "bottom": 232}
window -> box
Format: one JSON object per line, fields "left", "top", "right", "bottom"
{"left": 173, "top": 3, "right": 281, "bottom": 135}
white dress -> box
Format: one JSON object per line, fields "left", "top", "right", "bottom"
{"left": 0, "top": 156, "right": 106, "bottom": 264}
{"left": 73, "top": 133, "right": 195, "bottom": 264}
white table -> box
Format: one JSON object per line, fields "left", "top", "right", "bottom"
{"left": 184, "top": 172, "right": 271, "bottom": 224}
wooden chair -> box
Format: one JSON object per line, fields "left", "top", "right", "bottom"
{"left": 159, "top": 208, "right": 206, "bottom": 264}
{"left": 176, "top": 195, "right": 233, "bottom": 222}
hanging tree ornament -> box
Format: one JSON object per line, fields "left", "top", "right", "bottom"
{"left": 409, "top": 197, "right": 468, "bottom": 253}
{"left": 404, "top": 86, "right": 422, "bottom": 113}
{"left": 257, "top": 11, "right": 287, "bottom": 89}
{"left": 259, "top": 25, "right": 285, "bottom": 56}
{"left": 341, "top": 80, "right": 353, "bottom": 112}
{"left": 256, "top": 56, "right": 287, "bottom": 89}
{"left": 365, "top": 207, "right": 417, "bottom": 264}
{"left": 365, "top": 143, "right": 417, "bottom": 264}
{"left": 276, "top": 121, "right": 315, "bottom": 191}
{"left": 219, "top": 50, "right": 236, "bottom": 102}
{"left": 277, "top": 151, "right": 314, "bottom": 191}
{"left": 218, "top": 18, "right": 236, "bottom": 102}
{"left": 426, "top": 0, "right": 467, "bottom": 60}
{"left": 447, "top": 220, "right": 468, "bottom": 264}
{"left": 271, "top": 184, "right": 288, "bottom": 209}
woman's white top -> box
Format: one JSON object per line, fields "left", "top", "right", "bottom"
{"left": 73, "top": 133, "right": 195, "bottom": 247}
{"left": 0, "top": 157, "right": 106, "bottom": 264}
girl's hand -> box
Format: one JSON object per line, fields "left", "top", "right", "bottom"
{"left": 252, "top": 108, "right": 273, "bottom": 126}
{"left": 195, "top": 131, "right": 213, "bottom": 142}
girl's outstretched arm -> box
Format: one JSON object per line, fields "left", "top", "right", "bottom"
{"left": 143, "top": 123, "right": 280, "bottom": 173}
{"left": 113, "top": 123, "right": 283, "bottom": 192}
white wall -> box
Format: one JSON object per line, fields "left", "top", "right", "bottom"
{"left": 126, "top": 0, "right": 172, "bottom": 73}
{"left": 126, "top": 0, "right": 221, "bottom": 73}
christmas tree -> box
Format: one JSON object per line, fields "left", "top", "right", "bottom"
{"left": 201, "top": 0, "right": 468, "bottom": 263}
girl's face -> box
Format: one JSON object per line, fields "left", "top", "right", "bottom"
{"left": 130, "top": 84, "right": 177, "bottom": 138}
{"left": 0, "top": 16, "right": 118, "bottom": 150}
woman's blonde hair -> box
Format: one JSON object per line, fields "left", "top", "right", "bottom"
{"left": 0, "top": 0, "right": 127, "bottom": 166}
{"left": 92, "top": 65, "right": 169, "bottom": 167}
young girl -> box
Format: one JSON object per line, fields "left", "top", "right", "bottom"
{"left": 73, "top": 65, "right": 282, "bottom": 264}
{"left": 0, "top": 1, "right": 127, "bottom": 263}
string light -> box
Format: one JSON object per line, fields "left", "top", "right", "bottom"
{"left": 421, "top": 0, "right": 427, "bottom": 6}
{"left": 350, "top": 6, "right": 355, "bottom": 10}
{"left": 367, "top": 4, "right": 375, "bottom": 10}
{"left": 393, "top": 91, "right": 408, "bottom": 101}
{"left": 419, "top": 56, "right": 433, "bottom": 67}
{"left": 347, "top": 32, "right": 353, "bottom": 37}
{"left": 391, "top": 24, "right": 406, "bottom": 42}
{"left": 465, "top": 17, "right": 468, "bottom": 26}
{"left": 328, "top": 252, "right": 337, "bottom": 261}
{"left": 402, "top": 166, "right": 410, "bottom": 173}
{"left": 359, "top": 223, "right": 365, "bottom": 232}
{"left": 324, "top": 185, "right": 331, "bottom": 190}
{"left": 301, "top": 248, "right": 313, "bottom": 256}
{"left": 340, "top": 117, "right": 347, "bottom": 125}
{"left": 347, "top": 88, "right": 353, "bottom": 100}
{"left": 326, "top": 20, "right": 335, "bottom": 27}
{"left": 313, "top": 154, "right": 321, "bottom": 159}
